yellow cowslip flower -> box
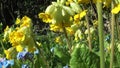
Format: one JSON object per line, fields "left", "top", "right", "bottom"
{"left": 36, "top": 41, "right": 42, "bottom": 47}
{"left": 4, "top": 50, "right": 11, "bottom": 59}
{"left": 66, "top": 0, "right": 73, "bottom": 5}
{"left": 50, "top": 24, "right": 63, "bottom": 32}
{"left": 111, "top": 4, "right": 120, "bottom": 14}
{"left": 70, "top": 16, "right": 73, "bottom": 21}
{"left": 66, "top": 27, "right": 74, "bottom": 35}
{"left": 15, "top": 18, "right": 21, "bottom": 25}
{"left": 79, "top": 10, "right": 87, "bottom": 19}
{"left": 73, "top": 10, "right": 87, "bottom": 24}
{"left": 9, "top": 30, "right": 25, "bottom": 46}
{"left": 20, "top": 16, "right": 32, "bottom": 27}
{"left": 4, "top": 26, "right": 9, "bottom": 32}
{"left": 15, "top": 31, "right": 25, "bottom": 42}
{"left": 3, "top": 26, "right": 12, "bottom": 41}
{"left": 106, "top": 45, "right": 111, "bottom": 52}
{"left": 4, "top": 47, "right": 17, "bottom": 59}
{"left": 55, "top": 36, "right": 62, "bottom": 44}
{"left": 93, "top": 20, "right": 98, "bottom": 27}
{"left": 74, "top": 14, "right": 79, "bottom": 21}
{"left": 38, "top": 13, "right": 52, "bottom": 23}
{"left": 74, "top": 14, "right": 80, "bottom": 24}
{"left": 74, "top": 29, "right": 83, "bottom": 41}
{"left": 16, "top": 45, "right": 23, "bottom": 52}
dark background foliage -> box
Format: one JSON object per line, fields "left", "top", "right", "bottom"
{"left": 0, "top": 0, "right": 55, "bottom": 33}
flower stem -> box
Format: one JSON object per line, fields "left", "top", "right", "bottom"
{"left": 85, "top": 12, "right": 92, "bottom": 51}
{"left": 110, "top": 1, "right": 115, "bottom": 68}
{"left": 96, "top": 1, "right": 105, "bottom": 68}
{"left": 62, "top": 24, "right": 72, "bottom": 53}
{"left": 33, "top": 38, "right": 49, "bottom": 68}
{"left": 116, "top": 15, "right": 120, "bottom": 40}
{"left": 0, "top": 41, "right": 5, "bottom": 50}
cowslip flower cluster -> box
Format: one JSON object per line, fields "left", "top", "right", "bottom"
{"left": 3, "top": 16, "right": 36, "bottom": 59}
{"left": 38, "top": 0, "right": 75, "bottom": 33}
{"left": 38, "top": 0, "right": 87, "bottom": 36}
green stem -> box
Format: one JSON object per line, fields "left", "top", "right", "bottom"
{"left": 33, "top": 38, "right": 49, "bottom": 68}
{"left": 0, "top": 41, "right": 5, "bottom": 50}
{"left": 85, "top": 12, "right": 92, "bottom": 51}
{"left": 110, "top": 1, "right": 115, "bottom": 68}
{"left": 96, "top": 1, "right": 105, "bottom": 68}
{"left": 62, "top": 24, "right": 72, "bottom": 53}
{"left": 116, "top": 15, "right": 120, "bottom": 40}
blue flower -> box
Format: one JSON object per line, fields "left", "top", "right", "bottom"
{"left": 17, "top": 50, "right": 34, "bottom": 61}
{"left": 50, "top": 47, "right": 54, "bottom": 53}
{"left": 105, "top": 35, "right": 111, "bottom": 43}
{"left": 0, "top": 58, "right": 14, "bottom": 68}
{"left": 34, "top": 49, "right": 39, "bottom": 54}
{"left": 17, "top": 51, "right": 28, "bottom": 60}
{"left": 22, "top": 64, "right": 29, "bottom": 68}
{"left": 63, "top": 65, "right": 69, "bottom": 68}
{"left": 26, "top": 52, "right": 34, "bottom": 60}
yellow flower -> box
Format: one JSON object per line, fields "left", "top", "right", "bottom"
{"left": 55, "top": 36, "right": 62, "bottom": 44}
{"left": 4, "top": 50, "right": 11, "bottom": 59}
{"left": 73, "top": 10, "right": 87, "bottom": 24}
{"left": 20, "top": 16, "right": 32, "bottom": 27}
{"left": 4, "top": 26, "right": 9, "bottom": 32}
{"left": 50, "top": 24, "right": 63, "bottom": 32}
{"left": 73, "top": 14, "right": 80, "bottom": 24}
{"left": 66, "top": 0, "right": 73, "bottom": 5}
{"left": 16, "top": 32, "right": 25, "bottom": 41}
{"left": 107, "top": 45, "right": 111, "bottom": 52}
{"left": 16, "top": 45, "right": 23, "bottom": 52}
{"left": 93, "top": 20, "right": 98, "bottom": 27}
{"left": 4, "top": 47, "right": 17, "bottom": 59}
{"left": 79, "top": 10, "right": 87, "bottom": 19}
{"left": 36, "top": 41, "right": 42, "bottom": 47}
{"left": 74, "top": 29, "right": 83, "bottom": 41}
{"left": 66, "top": 27, "right": 74, "bottom": 35}
{"left": 38, "top": 13, "right": 52, "bottom": 23}
{"left": 15, "top": 18, "right": 21, "bottom": 25}
{"left": 9, "top": 30, "right": 25, "bottom": 46}
{"left": 74, "top": 14, "right": 80, "bottom": 21}
{"left": 3, "top": 26, "right": 12, "bottom": 41}
{"left": 111, "top": 4, "right": 120, "bottom": 14}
